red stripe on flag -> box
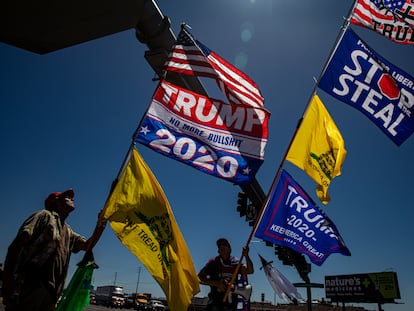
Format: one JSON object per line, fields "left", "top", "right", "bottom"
{"left": 164, "top": 29, "right": 265, "bottom": 108}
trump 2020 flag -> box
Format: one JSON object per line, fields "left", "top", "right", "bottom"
{"left": 165, "top": 27, "right": 265, "bottom": 109}
{"left": 136, "top": 80, "right": 269, "bottom": 185}
{"left": 102, "top": 147, "right": 200, "bottom": 311}
{"left": 319, "top": 28, "right": 414, "bottom": 146}
{"left": 351, "top": 0, "right": 414, "bottom": 45}
{"left": 255, "top": 169, "right": 351, "bottom": 266}
{"left": 286, "top": 94, "right": 346, "bottom": 204}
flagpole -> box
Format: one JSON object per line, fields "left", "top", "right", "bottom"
{"left": 86, "top": 79, "right": 163, "bottom": 253}
{"left": 266, "top": 0, "right": 356, "bottom": 208}
{"left": 222, "top": 1, "right": 358, "bottom": 303}
{"left": 302, "top": 0, "right": 355, "bottom": 117}
{"left": 85, "top": 141, "right": 135, "bottom": 253}
{"left": 109, "top": 76, "right": 164, "bottom": 197}
{"left": 315, "top": 0, "right": 356, "bottom": 93}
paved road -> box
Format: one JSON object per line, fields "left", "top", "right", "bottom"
{"left": 84, "top": 305, "right": 128, "bottom": 311}
{"left": 0, "top": 300, "right": 118, "bottom": 311}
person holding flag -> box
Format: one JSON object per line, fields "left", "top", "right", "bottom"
{"left": 198, "top": 238, "right": 254, "bottom": 311}
{"left": 2, "top": 189, "right": 106, "bottom": 311}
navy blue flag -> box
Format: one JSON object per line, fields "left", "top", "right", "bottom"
{"left": 319, "top": 28, "right": 414, "bottom": 146}
{"left": 255, "top": 169, "right": 351, "bottom": 266}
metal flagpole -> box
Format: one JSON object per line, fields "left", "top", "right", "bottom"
{"left": 55, "top": 97, "right": 167, "bottom": 306}
{"left": 86, "top": 78, "right": 163, "bottom": 252}
{"left": 222, "top": 0, "right": 358, "bottom": 303}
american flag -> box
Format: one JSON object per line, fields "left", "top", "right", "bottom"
{"left": 165, "top": 28, "right": 265, "bottom": 109}
{"left": 350, "top": 0, "right": 414, "bottom": 44}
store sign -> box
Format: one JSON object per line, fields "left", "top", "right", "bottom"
{"left": 325, "top": 272, "right": 400, "bottom": 303}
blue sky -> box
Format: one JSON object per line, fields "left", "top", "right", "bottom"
{"left": 1, "top": 1, "right": 413, "bottom": 310}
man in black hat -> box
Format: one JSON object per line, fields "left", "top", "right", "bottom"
{"left": 2, "top": 189, "right": 106, "bottom": 311}
{"left": 198, "top": 238, "right": 254, "bottom": 311}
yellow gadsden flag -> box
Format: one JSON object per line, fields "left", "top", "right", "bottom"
{"left": 102, "top": 147, "right": 200, "bottom": 311}
{"left": 286, "top": 94, "right": 346, "bottom": 204}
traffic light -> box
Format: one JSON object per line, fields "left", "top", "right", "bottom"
{"left": 246, "top": 203, "right": 258, "bottom": 226}
{"left": 291, "top": 252, "right": 311, "bottom": 283}
{"left": 274, "top": 246, "right": 311, "bottom": 282}
{"left": 237, "top": 192, "right": 248, "bottom": 217}
{"left": 274, "top": 246, "right": 294, "bottom": 266}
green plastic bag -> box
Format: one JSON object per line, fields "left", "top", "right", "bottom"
{"left": 55, "top": 251, "right": 98, "bottom": 311}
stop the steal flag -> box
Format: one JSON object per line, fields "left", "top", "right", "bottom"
{"left": 319, "top": 28, "right": 414, "bottom": 146}
{"left": 255, "top": 169, "right": 351, "bottom": 266}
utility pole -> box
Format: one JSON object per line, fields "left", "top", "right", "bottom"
{"left": 135, "top": 267, "right": 142, "bottom": 293}
{"left": 293, "top": 281, "right": 324, "bottom": 311}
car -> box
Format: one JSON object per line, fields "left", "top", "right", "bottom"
{"left": 123, "top": 295, "right": 135, "bottom": 309}
{"left": 89, "top": 294, "right": 97, "bottom": 305}
{"left": 145, "top": 299, "right": 166, "bottom": 310}
{"left": 134, "top": 294, "right": 149, "bottom": 310}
